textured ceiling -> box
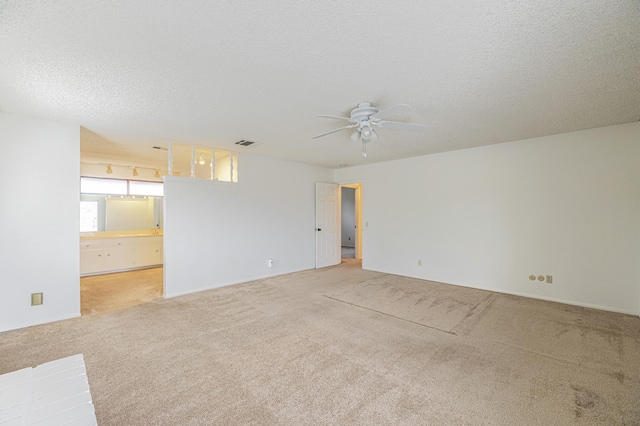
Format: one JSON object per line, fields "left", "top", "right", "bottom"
{"left": 1, "top": 1, "right": 639, "bottom": 169}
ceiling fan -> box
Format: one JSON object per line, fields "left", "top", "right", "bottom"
{"left": 313, "top": 102, "right": 425, "bottom": 157}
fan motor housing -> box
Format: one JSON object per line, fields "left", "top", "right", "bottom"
{"left": 350, "top": 102, "right": 378, "bottom": 121}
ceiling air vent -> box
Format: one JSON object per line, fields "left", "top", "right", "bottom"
{"left": 235, "top": 140, "right": 260, "bottom": 147}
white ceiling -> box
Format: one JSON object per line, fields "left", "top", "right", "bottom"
{"left": 1, "top": 1, "right": 639, "bottom": 169}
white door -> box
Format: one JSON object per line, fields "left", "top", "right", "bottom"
{"left": 316, "top": 182, "right": 341, "bottom": 268}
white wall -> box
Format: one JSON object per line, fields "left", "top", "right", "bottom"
{"left": 0, "top": 113, "right": 80, "bottom": 332}
{"left": 163, "top": 154, "right": 332, "bottom": 297}
{"left": 335, "top": 122, "right": 640, "bottom": 315}
{"left": 341, "top": 187, "right": 355, "bottom": 247}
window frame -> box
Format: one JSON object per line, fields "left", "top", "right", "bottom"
{"left": 80, "top": 177, "right": 164, "bottom": 197}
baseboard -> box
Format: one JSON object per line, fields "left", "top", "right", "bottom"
{"left": 486, "top": 288, "right": 639, "bottom": 317}
{"left": 163, "top": 266, "right": 315, "bottom": 299}
{"left": 0, "top": 312, "right": 81, "bottom": 334}
{"left": 80, "top": 264, "right": 162, "bottom": 277}
{"left": 363, "top": 266, "right": 639, "bottom": 317}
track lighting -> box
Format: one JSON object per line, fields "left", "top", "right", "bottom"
{"left": 90, "top": 162, "right": 165, "bottom": 180}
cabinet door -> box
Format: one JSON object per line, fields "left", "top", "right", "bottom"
{"left": 80, "top": 249, "right": 104, "bottom": 274}
{"left": 132, "top": 244, "right": 162, "bottom": 267}
{"left": 104, "top": 246, "right": 134, "bottom": 271}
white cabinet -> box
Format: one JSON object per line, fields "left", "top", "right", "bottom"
{"left": 133, "top": 244, "right": 162, "bottom": 267}
{"left": 80, "top": 236, "right": 163, "bottom": 276}
{"left": 80, "top": 249, "right": 104, "bottom": 275}
{"left": 104, "top": 246, "right": 134, "bottom": 271}
{"left": 80, "top": 240, "right": 105, "bottom": 274}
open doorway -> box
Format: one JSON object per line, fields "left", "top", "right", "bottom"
{"left": 79, "top": 176, "right": 165, "bottom": 315}
{"left": 340, "top": 183, "right": 362, "bottom": 262}
{"left": 315, "top": 181, "right": 363, "bottom": 268}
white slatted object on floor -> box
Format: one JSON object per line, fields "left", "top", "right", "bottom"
{"left": 0, "top": 354, "right": 97, "bottom": 425}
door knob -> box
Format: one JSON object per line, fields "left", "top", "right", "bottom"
{"left": 317, "top": 228, "right": 322, "bottom": 231}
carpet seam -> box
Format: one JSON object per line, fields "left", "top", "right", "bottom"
{"left": 449, "top": 293, "right": 498, "bottom": 335}
{"left": 466, "top": 336, "right": 629, "bottom": 374}
{"left": 323, "top": 295, "right": 457, "bottom": 335}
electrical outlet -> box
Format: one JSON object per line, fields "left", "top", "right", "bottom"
{"left": 546, "top": 275, "right": 553, "bottom": 284}
{"left": 31, "top": 292, "right": 43, "bottom": 306}
{"left": 268, "top": 258, "right": 274, "bottom": 268}
{"left": 418, "top": 260, "right": 422, "bottom": 266}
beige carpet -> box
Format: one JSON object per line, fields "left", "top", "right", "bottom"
{"left": 2, "top": 260, "right": 639, "bottom": 425}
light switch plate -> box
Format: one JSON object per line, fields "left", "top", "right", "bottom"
{"left": 31, "top": 293, "right": 43, "bottom": 306}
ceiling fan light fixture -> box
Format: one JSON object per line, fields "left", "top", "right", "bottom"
{"left": 314, "top": 102, "right": 424, "bottom": 158}
{"left": 360, "top": 126, "right": 373, "bottom": 141}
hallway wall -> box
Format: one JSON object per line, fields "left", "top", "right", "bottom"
{"left": 0, "top": 113, "right": 80, "bottom": 332}
{"left": 341, "top": 187, "right": 355, "bottom": 247}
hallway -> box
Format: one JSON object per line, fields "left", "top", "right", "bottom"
{"left": 341, "top": 246, "right": 355, "bottom": 259}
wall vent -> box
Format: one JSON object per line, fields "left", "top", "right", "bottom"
{"left": 235, "top": 140, "right": 260, "bottom": 147}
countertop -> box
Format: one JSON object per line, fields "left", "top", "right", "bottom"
{"left": 80, "top": 230, "right": 163, "bottom": 240}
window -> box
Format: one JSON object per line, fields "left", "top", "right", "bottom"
{"left": 169, "top": 142, "right": 238, "bottom": 182}
{"left": 129, "top": 181, "right": 164, "bottom": 196}
{"left": 80, "top": 177, "right": 127, "bottom": 195}
{"left": 80, "top": 177, "right": 164, "bottom": 197}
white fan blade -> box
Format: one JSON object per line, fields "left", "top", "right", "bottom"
{"left": 317, "top": 115, "right": 352, "bottom": 121}
{"left": 370, "top": 104, "right": 412, "bottom": 120}
{"left": 312, "top": 124, "right": 358, "bottom": 139}
{"left": 376, "top": 120, "right": 425, "bottom": 132}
